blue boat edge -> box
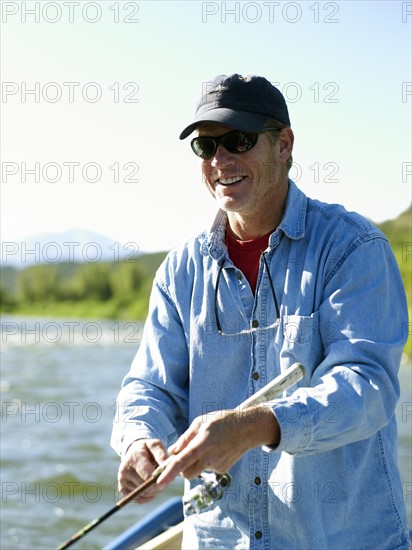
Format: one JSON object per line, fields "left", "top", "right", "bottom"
{"left": 103, "top": 496, "right": 184, "bottom": 550}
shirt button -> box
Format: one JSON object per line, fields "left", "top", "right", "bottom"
{"left": 237, "top": 271, "right": 242, "bottom": 280}
{"left": 254, "top": 476, "right": 261, "bottom": 485}
{"left": 252, "top": 372, "right": 260, "bottom": 381}
{"left": 255, "top": 531, "right": 263, "bottom": 539}
{"left": 252, "top": 319, "right": 259, "bottom": 328}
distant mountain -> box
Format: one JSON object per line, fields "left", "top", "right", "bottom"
{"left": 0, "top": 228, "right": 139, "bottom": 268}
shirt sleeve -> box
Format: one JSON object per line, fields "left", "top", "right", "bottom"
{"left": 110, "top": 269, "right": 190, "bottom": 458}
{"left": 268, "top": 236, "right": 408, "bottom": 455}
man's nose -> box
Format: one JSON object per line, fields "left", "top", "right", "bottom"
{"left": 211, "top": 145, "right": 237, "bottom": 169}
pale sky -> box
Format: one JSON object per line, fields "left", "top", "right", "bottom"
{"left": 1, "top": 0, "right": 411, "bottom": 252}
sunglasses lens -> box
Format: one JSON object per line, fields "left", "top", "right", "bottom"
{"left": 191, "top": 138, "right": 216, "bottom": 159}
{"left": 190, "top": 131, "right": 259, "bottom": 159}
{"left": 223, "top": 131, "right": 257, "bottom": 153}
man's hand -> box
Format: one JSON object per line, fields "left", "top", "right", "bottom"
{"left": 156, "top": 405, "right": 279, "bottom": 490}
{"left": 117, "top": 439, "right": 169, "bottom": 503}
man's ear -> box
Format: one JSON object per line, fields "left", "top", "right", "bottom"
{"left": 278, "top": 128, "right": 294, "bottom": 162}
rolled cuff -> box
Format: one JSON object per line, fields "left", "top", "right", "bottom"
{"left": 262, "top": 400, "right": 312, "bottom": 454}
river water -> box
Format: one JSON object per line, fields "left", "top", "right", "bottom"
{"left": 1, "top": 316, "right": 411, "bottom": 549}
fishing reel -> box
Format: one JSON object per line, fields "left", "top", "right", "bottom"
{"left": 183, "top": 471, "right": 232, "bottom": 515}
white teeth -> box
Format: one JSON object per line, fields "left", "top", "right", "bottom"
{"left": 219, "top": 176, "right": 244, "bottom": 185}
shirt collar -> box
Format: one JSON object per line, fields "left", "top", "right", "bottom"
{"left": 272, "top": 179, "right": 307, "bottom": 242}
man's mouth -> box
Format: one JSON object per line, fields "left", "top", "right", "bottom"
{"left": 218, "top": 175, "right": 246, "bottom": 186}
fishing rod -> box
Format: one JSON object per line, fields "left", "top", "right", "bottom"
{"left": 56, "top": 362, "right": 305, "bottom": 549}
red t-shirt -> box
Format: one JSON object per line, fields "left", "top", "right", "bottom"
{"left": 226, "top": 225, "right": 273, "bottom": 293}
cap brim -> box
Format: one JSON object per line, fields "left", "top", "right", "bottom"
{"left": 179, "top": 109, "right": 269, "bottom": 140}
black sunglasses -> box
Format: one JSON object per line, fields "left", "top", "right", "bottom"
{"left": 191, "top": 128, "right": 280, "bottom": 160}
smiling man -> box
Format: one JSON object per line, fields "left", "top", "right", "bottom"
{"left": 111, "top": 74, "right": 409, "bottom": 549}
{"left": 196, "top": 121, "right": 291, "bottom": 240}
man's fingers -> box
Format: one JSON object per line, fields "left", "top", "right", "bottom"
{"left": 168, "top": 424, "right": 198, "bottom": 455}
{"left": 156, "top": 440, "right": 205, "bottom": 488}
{"left": 145, "top": 439, "right": 170, "bottom": 465}
{"left": 117, "top": 438, "right": 169, "bottom": 502}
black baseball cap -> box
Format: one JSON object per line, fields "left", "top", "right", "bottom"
{"left": 179, "top": 74, "right": 290, "bottom": 140}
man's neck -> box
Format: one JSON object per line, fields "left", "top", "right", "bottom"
{"left": 227, "top": 182, "right": 288, "bottom": 241}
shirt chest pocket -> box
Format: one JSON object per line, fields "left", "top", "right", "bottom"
{"left": 280, "top": 311, "right": 323, "bottom": 377}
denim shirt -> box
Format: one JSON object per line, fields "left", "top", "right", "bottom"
{"left": 111, "top": 181, "right": 409, "bottom": 549}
